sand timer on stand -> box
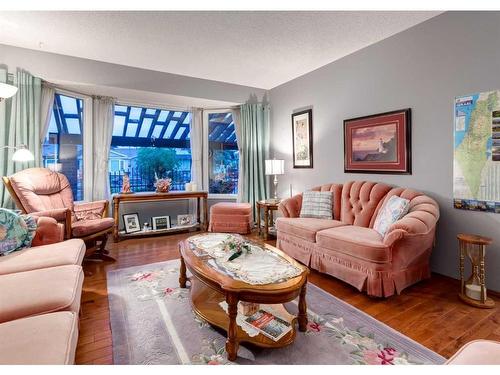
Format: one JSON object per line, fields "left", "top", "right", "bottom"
{"left": 458, "top": 233, "right": 495, "bottom": 308}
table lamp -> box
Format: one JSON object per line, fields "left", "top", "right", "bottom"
{"left": 265, "top": 159, "right": 284, "bottom": 201}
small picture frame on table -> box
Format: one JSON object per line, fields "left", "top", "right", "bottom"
{"left": 177, "top": 214, "right": 193, "bottom": 226}
{"left": 123, "top": 213, "right": 141, "bottom": 233}
{"left": 152, "top": 216, "right": 171, "bottom": 230}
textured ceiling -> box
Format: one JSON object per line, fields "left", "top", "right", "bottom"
{"left": 0, "top": 11, "right": 441, "bottom": 89}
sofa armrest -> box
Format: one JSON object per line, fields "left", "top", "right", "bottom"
{"left": 278, "top": 194, "right": 303, "bottom": 218}
{"left": 31, "top": 216, "right": 65, "bottom": 246}
{"left": 383, "top": 209, "right": 439, "bottom": 247}
{"left": 74, "top": 200, "right": 108, "bottom": 220}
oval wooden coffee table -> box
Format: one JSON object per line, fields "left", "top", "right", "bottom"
{"left": 178, "top": 235, "right": 309, "bottom": 361}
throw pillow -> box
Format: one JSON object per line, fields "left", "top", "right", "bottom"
{"left": 0, "top": 208, "right": 37, "bottom": 256}
{"left": 300, "top": 191, "right": 333, "bottom": 219}
{"left": 373, "top": 195, "right": 410, "bottom": 237}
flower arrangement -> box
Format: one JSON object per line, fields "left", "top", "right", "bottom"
{"left": 222, "top": 236, "right": 251, "bottom": 261}
{"left": 154, "top": 172, "right": 172, "bottom": 193}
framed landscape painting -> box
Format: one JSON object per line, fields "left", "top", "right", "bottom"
{"left": 344, "top": 108, "right": 411, "bottom": 174}
{"left": 292, "top": 109, "right": 313, "bottom": 168}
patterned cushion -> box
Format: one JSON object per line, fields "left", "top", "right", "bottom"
{"left": 373, "top": 195, "right": 410, "bottom": 237}
{"left": 299, "top": 191, "right": 333, "bottom": 219}
{"left": 0, "top": 208, "right": 37, "bottom": 256}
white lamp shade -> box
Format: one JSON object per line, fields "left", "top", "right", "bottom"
{"left": 265, "top": 159, "right": 285, "bottom": 175}
{"left": 12, "top": 146, "right": 34, "bottom": 162}
{"left": 0, "top": 82, "right": 18, "bottom": 99}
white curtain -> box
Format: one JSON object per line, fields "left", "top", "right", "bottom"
{"left": 189, "top": 108, "right": 203, "bottom": 189}
{"left": 231, "top": 107, "right": 243, "bottom": 203}
{"left": 189, "top": 108, "right": 203, "bottom": 217}
{"left": 92, "top": 96, "right": 115, "bottom": 201}
{"left": 39, "top": 83, "right": 55, "bottom": 146}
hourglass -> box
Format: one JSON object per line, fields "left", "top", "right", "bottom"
{"left": 458, "top": 233, "right": 495, "bottom": 308}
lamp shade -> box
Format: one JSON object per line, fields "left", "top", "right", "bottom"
{"left": 0, "top": 82, "right": 18, "bottom": 100}
{"left": 12, "top": 146, "right": 34, "bottom": 162}
{"left": 265, "top": 159, "right": 284, "bottom": 175}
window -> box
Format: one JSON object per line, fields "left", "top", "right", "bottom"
{"left": 42, "top": 93, "right": 85, "bottom": 201}
{"left": 109, "top": 104, "right": 192, "bottom": 193}
{"left": 204, "top": 111, "right": 239, "bottom": 196}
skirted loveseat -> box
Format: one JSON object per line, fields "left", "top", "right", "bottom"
{"left": 276, "top": 181, "right": 440, "bottom": 297}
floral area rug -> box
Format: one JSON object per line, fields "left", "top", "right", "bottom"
{"left": 107, "top": 260, "right": 445, "bottom": 365}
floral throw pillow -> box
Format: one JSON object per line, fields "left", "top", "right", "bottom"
{"left": 300, "top": 191, "right": 333, "bottom": 219}
{"left": 373, "top": 195, "right": 410, "bottom": 237}
{"left": 0, "top": 208, "right": 37, "bottom": 256}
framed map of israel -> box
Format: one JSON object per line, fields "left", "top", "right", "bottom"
{"left": 454, "top": 90, "right": 500, "bottom": 213}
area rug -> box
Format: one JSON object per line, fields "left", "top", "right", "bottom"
{"left": 107, "top": 260, "right": 445, "bottom": 365}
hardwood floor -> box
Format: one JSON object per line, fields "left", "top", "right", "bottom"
{"left": 76, "top": 232, "right": 500, "bottom": 364}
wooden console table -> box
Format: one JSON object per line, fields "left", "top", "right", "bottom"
{"left": 112, "top": 191, "right": 208, "bottom": 241}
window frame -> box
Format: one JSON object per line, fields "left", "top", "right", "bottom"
{"left": 109, "top": 101, "right": 193, "bottom": 194}
{"left": 44, "top": 89, "right": 93, "bottom": 202}
{"left": 203, "top": 109, "right": 238, "bottom": 200}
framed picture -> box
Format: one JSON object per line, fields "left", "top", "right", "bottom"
{"left": 344, "top": 108, "right": 411, "bottom": 174}
{"left": 292, "top": 109, "right": 313, "bottom": 168}
{"left": 152, "top": 216, "right": 171, "bottom": 230}
{"left": 177, "top": 214, "right": 193, "bottom": 226}
{"left": 123, "top": 213, "right": 141, "bottom": 233}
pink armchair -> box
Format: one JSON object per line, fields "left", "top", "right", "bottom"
{"left": 3, "top": 168, "right": 114, "bottom": 261}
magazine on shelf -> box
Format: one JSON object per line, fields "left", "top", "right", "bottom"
{"left": 243, "top": 309, "right": 292, "bottom": 341}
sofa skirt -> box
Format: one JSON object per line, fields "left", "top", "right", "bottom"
{"left": 277, "top": 232, "right": 431, "bottom": 298}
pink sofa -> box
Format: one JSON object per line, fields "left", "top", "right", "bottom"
{"left": 277, "top": 181, "right": 440, "bottom": 297}
{"left": 0, "top": 215, "right": 85, "bottom": 364}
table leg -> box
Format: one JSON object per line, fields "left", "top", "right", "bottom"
{"left": 113, "top": 199, "right": 119, "bottom": 242}
{"left": 203, "top": 196, "right": 208, "bottom": 231}
{"left": 257, "top": 204, "right": 261, "bottom": 237}
{"left": 298, "top": 282, "right": 308, "bottom": 332}
{"left": 264, "top": 208, "right": 269, "bottom": 240}
{"left": 269, "top": 209, "right": 274, "bottom": 234}
{"left": 179, "top": 253, "right": 187, "bottom": 288}
{"left": 225, "top": 293, "right": 239, "bottom": 361}
{"left": 196, "top": 197, "right": 201, "bottom": 228}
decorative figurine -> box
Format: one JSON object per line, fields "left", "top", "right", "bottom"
{"left": 121, "top": 172, "right": 132, "bottom": 194}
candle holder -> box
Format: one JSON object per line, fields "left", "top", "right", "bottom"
{"left": 458, "top": 233, "right": 495, "bottom": 309}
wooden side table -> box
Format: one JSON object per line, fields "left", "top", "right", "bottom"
{"left": 256, "top": 200, "right": 280, "bottom": 240}
{"left": 112, "top": 191, "right": 208, "bottom": 241}
{"left": 458, "top": 233, "right": 495, "bottom": 309}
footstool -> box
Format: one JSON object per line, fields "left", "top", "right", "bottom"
{"left": 209, "top": 202, "right": 252, "bottom": 234}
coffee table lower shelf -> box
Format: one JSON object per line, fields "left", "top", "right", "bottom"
{"left": 188, "top": 277, "right": 298, "bottom": 356}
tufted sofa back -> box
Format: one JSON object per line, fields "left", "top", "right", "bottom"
{"left": 340, "top": 181, "right": 392, "bottom": 227}
{"left": 8, "top": 168, "right": 74, "bottom": 214}
{"left": 310, "top": 183, "right": 343, "bottom": 220}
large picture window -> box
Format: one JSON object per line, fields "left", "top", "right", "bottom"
{"left": 205, "top": 111, "right": 239, "bottom": 196}
{"left": 42, "top": 93, "right": 85, "bottom": 201}
{"left": 109, "top": 104, "right": 192, "bottom": 193}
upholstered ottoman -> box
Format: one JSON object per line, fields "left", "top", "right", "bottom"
{"left": 0, "top": 265, "right": 84, "bottom": 323}
{"left": 209, "top": 202, "right": 252, "bottom": 234}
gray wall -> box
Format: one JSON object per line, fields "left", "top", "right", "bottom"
{"left": 269, "top": 11, "right": 500, "bottom": 291}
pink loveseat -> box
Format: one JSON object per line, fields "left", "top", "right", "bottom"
{"left": 277, "top": 181, "right": 440, "bottom": 297}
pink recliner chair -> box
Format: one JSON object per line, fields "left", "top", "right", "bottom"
{"left": 3, "top": 167, "right": 114, "bottom": 261}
